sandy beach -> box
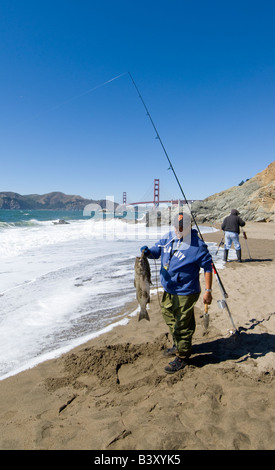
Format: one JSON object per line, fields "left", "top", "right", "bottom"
{"left": 0, "top": 222, "right": 274, "bottom": 451}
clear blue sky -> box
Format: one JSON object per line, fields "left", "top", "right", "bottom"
{"left": 1, "top": 1, "right": 274, "bottom": 203}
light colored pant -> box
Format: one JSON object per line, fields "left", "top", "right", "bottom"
{"left": 224, "top": 231, "right": 241, "bottom": 251}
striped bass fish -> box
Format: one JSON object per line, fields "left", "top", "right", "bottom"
{"left": 134, "top": 251, "right": 151, "bottom": 321}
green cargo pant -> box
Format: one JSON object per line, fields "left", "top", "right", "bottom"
{"left": 161, "top": 291, "right": 200, "bottom": 358}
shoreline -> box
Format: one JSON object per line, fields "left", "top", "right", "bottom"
{"left": 0, "top": 222, "right": 274, "bottom": 450}
{"left": 0, "top": 304, "right": 140, "bottom": 383}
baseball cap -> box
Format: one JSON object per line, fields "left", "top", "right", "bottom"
{"left": 173, "top": 212, "right": 191, "bottom": 230}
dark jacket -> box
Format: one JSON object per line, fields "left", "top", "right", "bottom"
{"left": 221, "top": 212, "right": 245, "bottom": 234}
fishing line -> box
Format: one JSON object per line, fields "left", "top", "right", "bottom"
{"left": 52, "top": 72, "right": 128, "bottom": 111}
{"left": 127, "top": 72, "right": 239, "bottom": 333}
{"left": 26, "top": 72, "right": 128, "bottom": 122}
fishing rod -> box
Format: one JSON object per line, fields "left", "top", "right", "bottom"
{"left": 242, "top": 228, "right": 252, "bottom": 260}
{"left": 215, "top": 235, "right": 224, "bottom": 255}
{"left": 128, "top": 72, "right": 238, "bottom": 333}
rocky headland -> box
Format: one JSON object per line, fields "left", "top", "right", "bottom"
{"left": 191, "top": 161, "right": 275, "bottom": 223}
{"left": 0, "top": 191, "right": 112, "bottom": 211}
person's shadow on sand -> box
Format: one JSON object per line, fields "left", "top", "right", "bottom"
{"left": 190, "top": 315, "right": 275, "bottom": 367}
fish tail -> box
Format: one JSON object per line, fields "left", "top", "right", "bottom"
{"left": 138, "top": 308, "right": 150, "bottom": 321}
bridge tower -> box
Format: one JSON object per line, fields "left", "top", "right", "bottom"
{"left": 154, "top": 179, "right": 160, "bottom": 207}
{"left": 123, "top": 192, "right": 127, "bottom": 205}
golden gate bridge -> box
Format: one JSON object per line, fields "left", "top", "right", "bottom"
{"left": 123, "top": 179, "right": 196, "bottom": 207}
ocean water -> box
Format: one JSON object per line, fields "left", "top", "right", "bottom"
{"left": 0, "top": 209, "right": 222, "bottom": 381}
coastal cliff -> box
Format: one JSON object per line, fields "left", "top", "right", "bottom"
{"left": 191, "top": 161, "right": 275, "bottom": 223}
{"left": 0, "top": 191, "right": 111, "bottom": 211}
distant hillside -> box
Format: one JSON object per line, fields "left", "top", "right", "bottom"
{"left": 192, "top": 161, "right": 275, "bottom": 223}
{"left": 0, "top": 191, "right": 113, "bottom": 211}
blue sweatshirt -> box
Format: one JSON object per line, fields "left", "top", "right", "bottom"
{"left": 148, "top": 229, "right": 213, "bottom": 296}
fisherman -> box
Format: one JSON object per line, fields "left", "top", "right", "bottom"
{"left": 221, "top": 209, "right": 246, "bottom": 262}
{"left": 141, "top": 212, "right": 213, "bottom": 374}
